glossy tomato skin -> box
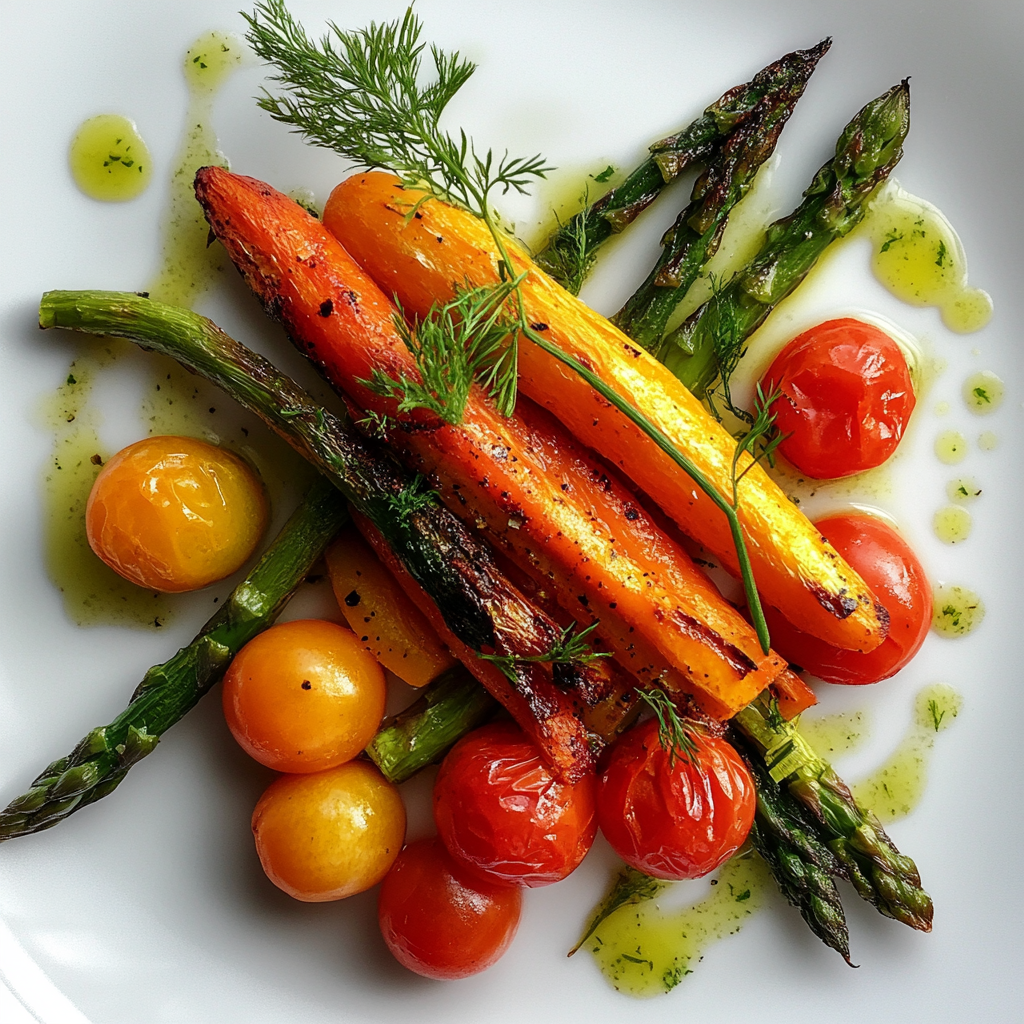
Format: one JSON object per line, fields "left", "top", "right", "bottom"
{"left": 598, "top": 720, "right": 755, "bottom": 881}
{"left": 86, "top": 435, "right": 268, "bottom": 592}
{"left": 223, "top": 619, "right": 386, "bottom": 773}
{"left": 762, "top": 513, "right": 931, "bottom": 685}
{"left": 433, "top": 722, "right": 597, "bottom": 888}
{"left": 763, "top": 318, "right": 916, "bottom": 479}
{"left": 378, "top": 837, "right": 522, "bottom": 979}
{"left": 252, "top": 760, "right": 406, "bottom": 902}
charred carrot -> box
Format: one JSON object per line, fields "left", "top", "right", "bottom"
{"left": 195, "top": 167, "right": 785, "bottom": 719}
{"left": 320, "top": 172, "right": 887, "bottom": 655}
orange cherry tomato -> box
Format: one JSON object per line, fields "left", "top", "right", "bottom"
{"left": 86, "top": 435, "right": 268, "bottom": 592}
{"left": 762, "top": 513, "right": 932, "bottom": 685}
{"left": 762, "top": 318, "right": 916, "bottom": 479}
{"left": 222, "top": 619, "right": 386, "bottom": 773}
{"left": 597, "top": 719, "right": 755, "bottom": 880}
{"left": 378, "top": 837, "right": 522, "bottom": 979}
{"left": 251, "top": 760, "right": 405, "bottom": 902}
{"left": 433, "top": 722, "right": 597, "bottom": 888}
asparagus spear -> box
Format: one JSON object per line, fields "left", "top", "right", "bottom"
{"left": 612, "top": 40, "right": 830, "bottom": 351}
{"left": 661, "top": 80, "right": 910, "bottom": 399}
{"left": 532, "top": 41, "right": 830, "bottom": 294}
{"left": 734, "top": 696, "right": 933, "bottom": 932}
{"left": 367, "top": 664, "right": 497, "bottom": 784}
{"left": 37, "top": 290, "right": 598, "bottom": 781}
{"left": 0, "top": 476, "right": 349, "bottom": 841}
{"left": 731, "top": 728, "right": 852, "bottom": 962}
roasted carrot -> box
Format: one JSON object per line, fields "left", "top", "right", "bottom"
{"left": 770, "top": 668, "right": 818, "bottom": 720}
{"left": 195, "top": 167, "right": 785, "bottom": 719}
{"left": 321, "top": 172, "right": 888, "bottom": 655}
{"left": 325, "top": 526, "right": 456, "bottom": 687}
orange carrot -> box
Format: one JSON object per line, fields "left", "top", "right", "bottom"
{"left": 325, "top": 526, "right": 456, "bottom": 687}
{"left": 321, "top": 172, "right": 888, "bottom": 655}
{"left": 194, "top": 166, "right": 785, "bottom": 719}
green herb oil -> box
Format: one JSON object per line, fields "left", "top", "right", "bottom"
{"left": 69, "top": 114, "right": 152, "bottom": 202}
{"left": 852, "top": 684, "right": 963, "bottom": 823}
{"left": 931, "top": 583, "right": 985, "bottom": 637}
{"left": 933, "top": 505, "right": 972, "bottom": 544}
{"left": 934, "top": 429, "right": 968, "bottom": 465}
{"left": 962, "top": 370, "right": 1005, "bottom": 414}
{"left": 866, "top": 184, "right": 992, "bottom": 333}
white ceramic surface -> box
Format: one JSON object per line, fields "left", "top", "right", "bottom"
{"left": 2, "top": 1, "right": 1023, "bottom": 1022}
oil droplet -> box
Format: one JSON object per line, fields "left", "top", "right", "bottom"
{"left": 934, "top": 400, "right": 949, "bottom": 416}
{"left": 934, "top": 429, "right": 967, "bottom": 464}
{"left": 933, "top": 505, "right": 972, "bottom": 544}
{"left": 852, "top": 684, "right": 962, "bottom": 823}
{"left": 978, "top": 430, "right": 999, "bottom": 451}
{"left": 931, "top": 583, "right": 985, "bottom": 637}
{"left": 589, "top": 854, "right": 770, "bottom": 997}
{"left": 946, "top": 476, "right": 982, "bottom": 503}
{"left": 69, "top": 114, "right": 152, "bottom": 202}
{"left": 866, "top": 183, "right": 992, "bottom": 333}
{"left": 962, "top": 370, "right": 1004, "bottom": 414}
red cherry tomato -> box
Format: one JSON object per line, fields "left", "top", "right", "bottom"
{"left": 762, "top": 318, "right": 916, "bottom": 479}
{"left": 378, "top": 837, "right": 522, "bottom": 980}
{"left": 433, "top": 722, "right": 597, "bottom": 888}
{"left": 597, "top": 719, "right": 755, "bottom": 881}
{"left": 762, "top": 513, "right": 932, "bottom": 685}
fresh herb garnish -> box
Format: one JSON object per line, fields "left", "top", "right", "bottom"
{"left": 479, "top": 620, "right": 610, "bottom": 684}
{"left": 636, "top": 687, "right": 700, "bottom": 767}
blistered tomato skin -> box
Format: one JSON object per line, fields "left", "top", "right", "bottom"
{"left": 85, "top": 435, "right": 268, "bottom": 592}
{"left": 763, "top": 319, "right": 916, "bottom": 479}
{"left": 433, "top": 722, "right": 597, "bottom": 888}
{"left": 762, "top": 513, "right": 932, "bottom": 685}
{"left": 222, "top": 619, "right": 386, "bottom": 773}
{"left": 597, "top": 720, "right": 756, "bottom": 881}
{"left": 252, "top": 760, "right": 405, "bottom": 902}
{"left": 378, "top": 837, "right": 522, "bottom": 979}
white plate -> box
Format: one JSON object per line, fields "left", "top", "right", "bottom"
{"left": 2, "top": 1, "right": 1023, "bottom": 1021}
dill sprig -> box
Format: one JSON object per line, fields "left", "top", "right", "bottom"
{"left": 636, "top": 688, "right": 700, "bottom": 767}
{"left": 382, "top": 474, "right": 438, "bottom": 523}
{"left": 730, "top": 383, "right": 785, "bottom": 506}
{"left": 479, "top": 621, "right": 610, "bottom": 685}
{"left": 362, "top": 279, "right": 523, "bottom": 425}
{"left": 535, "top": 188, "right": 598, "bottom": 297}
{"left": 245, "top": 1, "right": 778, "bottom": 653}
{"left": 245, "top": 1, "right": 550, "bottom": 216}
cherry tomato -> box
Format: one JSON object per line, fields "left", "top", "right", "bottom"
{"left": 597, "top": 719, "right": 755, "bottom": 880}
{"left": 86, "top": 435, "right": 268, "bottom": 592}
{"left": 222, "top": 619, "right": 386, "bottom": 773}
{"left": 761, "top": 318, "right": 916, "bottom": 479}
{"left": 252, "top": 760, "right": 405, "bottom": 902}
{"left": 378, "top": 837, "right": 522, "bottom": 979}
{"left": 433, "top": 722, "right": 597, "bottom": 888}
{"left": 762, "top": 513, "right": 932, "bottom": 685}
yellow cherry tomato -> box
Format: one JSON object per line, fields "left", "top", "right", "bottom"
{"left": 222, "top": 619, "right": 386, "bottom": 773}
{"left": 252, "top": 760, "right": 406, "bottom": 902}
{"left": 85, "top": 435, "right": 268, "bottom": 592}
